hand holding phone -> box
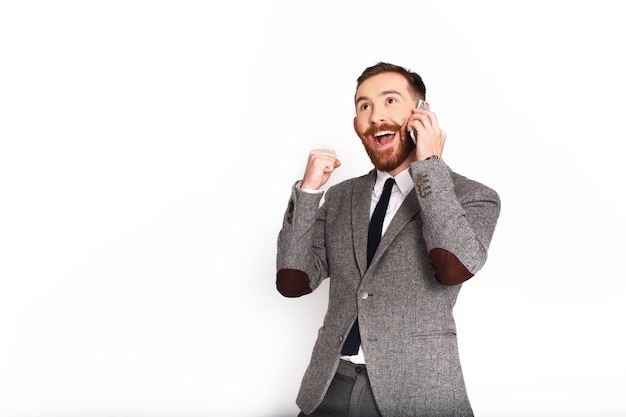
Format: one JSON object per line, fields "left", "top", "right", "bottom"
{"left": 410, "top": 100, "right": 427, "bottom": 143}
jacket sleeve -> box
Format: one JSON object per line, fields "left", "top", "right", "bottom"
{"left": 411, "top": 159, "right": 501, "bottom": 286}
{"left": 275, "top": 182, "right": 329, "bottom": 297}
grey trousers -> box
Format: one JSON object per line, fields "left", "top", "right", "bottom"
{"left": 298, "top": 360, "right": 382, "bottom": 417}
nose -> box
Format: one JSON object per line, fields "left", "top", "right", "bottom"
{"left": 369, "top": 106, "right": 386, "bottom": 125}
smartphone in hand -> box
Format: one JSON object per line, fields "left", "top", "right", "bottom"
{"left": 410, "top": 100, "right": 427, "bottom": 143}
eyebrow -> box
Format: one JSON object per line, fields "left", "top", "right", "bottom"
{"left": 355, "top": 89, "right": 404, "bottom": 105}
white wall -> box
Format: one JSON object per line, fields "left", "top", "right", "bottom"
{"left": 1, "top": 1, "right": 624, "bottom": 416}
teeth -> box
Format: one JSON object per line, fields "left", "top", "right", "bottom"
{"left": 374, "top": 130, "right": 395, "bottom": 137}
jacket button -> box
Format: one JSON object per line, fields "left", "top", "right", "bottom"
{"left": 359, "top": 290, "right": 369, "bottom": 300}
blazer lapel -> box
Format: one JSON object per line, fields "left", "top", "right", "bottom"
{"left": 352, "top": 170, "right": 376, "bottom": 277}
{"left": 368, "top": 189, "right": 420, "bottom": 268}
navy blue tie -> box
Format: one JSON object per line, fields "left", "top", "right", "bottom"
{"left": 341, "top": 177, "right": 395, "bottom": 356}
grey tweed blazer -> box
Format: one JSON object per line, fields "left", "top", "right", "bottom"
{"left": 276, "top": 159, "right": 500, "bottom": 416}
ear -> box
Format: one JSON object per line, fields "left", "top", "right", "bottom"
{"left": 353, "top": 117, "right": 359, "bottom": 135}
{"left": 424, "top": 100, "right": 431, "bottom": 110}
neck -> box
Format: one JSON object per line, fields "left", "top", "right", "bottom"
{"left": 387, "top": 154, "right": 415, "bottom": 177}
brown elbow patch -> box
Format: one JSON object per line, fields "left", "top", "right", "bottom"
{"left": 276, "top": 268, "right": 312, "bottom": 297}
{"left": 429, "top": 248, "right": 474, "bottom": 286}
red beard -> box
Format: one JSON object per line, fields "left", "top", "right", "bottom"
{"left": 359, "top": 123, "right": 415, "bottom": 172}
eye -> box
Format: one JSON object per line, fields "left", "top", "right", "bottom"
{"left": 359, "top": 103, "right": 371, "bottom": 111}
{"left": 386, "top": 97, "right": 397, "bottom": 104}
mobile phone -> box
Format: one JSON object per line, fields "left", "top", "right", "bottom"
{"left": 410, "top": 100, "right": 427, "bottom": 143}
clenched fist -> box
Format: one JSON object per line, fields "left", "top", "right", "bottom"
{"left": 300, "top": 150, "right": 342, "bottom": 190}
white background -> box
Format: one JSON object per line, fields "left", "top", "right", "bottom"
{"left": 1, "top": 1, "right": 625, "bottom": 416}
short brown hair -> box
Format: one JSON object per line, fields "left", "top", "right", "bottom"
{"left": 356, "top": 62, "right": 426, "bottom": 102}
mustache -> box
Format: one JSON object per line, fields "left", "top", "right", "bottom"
{"left": 363, "top": 123, "right": 402, "bottom": 137}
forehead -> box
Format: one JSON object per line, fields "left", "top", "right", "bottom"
{"left": 355, "top": 72, "right": 411, "bottom": 101}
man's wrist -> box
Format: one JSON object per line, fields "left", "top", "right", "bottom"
{"left": 297, "top": 180, "right": 324, "bottom": 194}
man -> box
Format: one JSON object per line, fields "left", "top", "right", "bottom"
{"left": 276, "top": 62, "right": 500, "bottom": 416}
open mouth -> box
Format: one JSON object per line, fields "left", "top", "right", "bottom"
{"left": 373, "top": 130, "right": 397, "bottom": 147}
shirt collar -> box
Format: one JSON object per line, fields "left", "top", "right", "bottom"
{"left": 374, "top": 168, "right": 413, "bottom": 197}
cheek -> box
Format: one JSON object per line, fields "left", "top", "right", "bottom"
{"left": 393, "top": 106, "right": 413, "bottom": 123}
{"left": 394, "top": 113, "right": 411, "bottom": 128}
{"left": 354, "top": 119, "right": 368, "bottom": 135}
